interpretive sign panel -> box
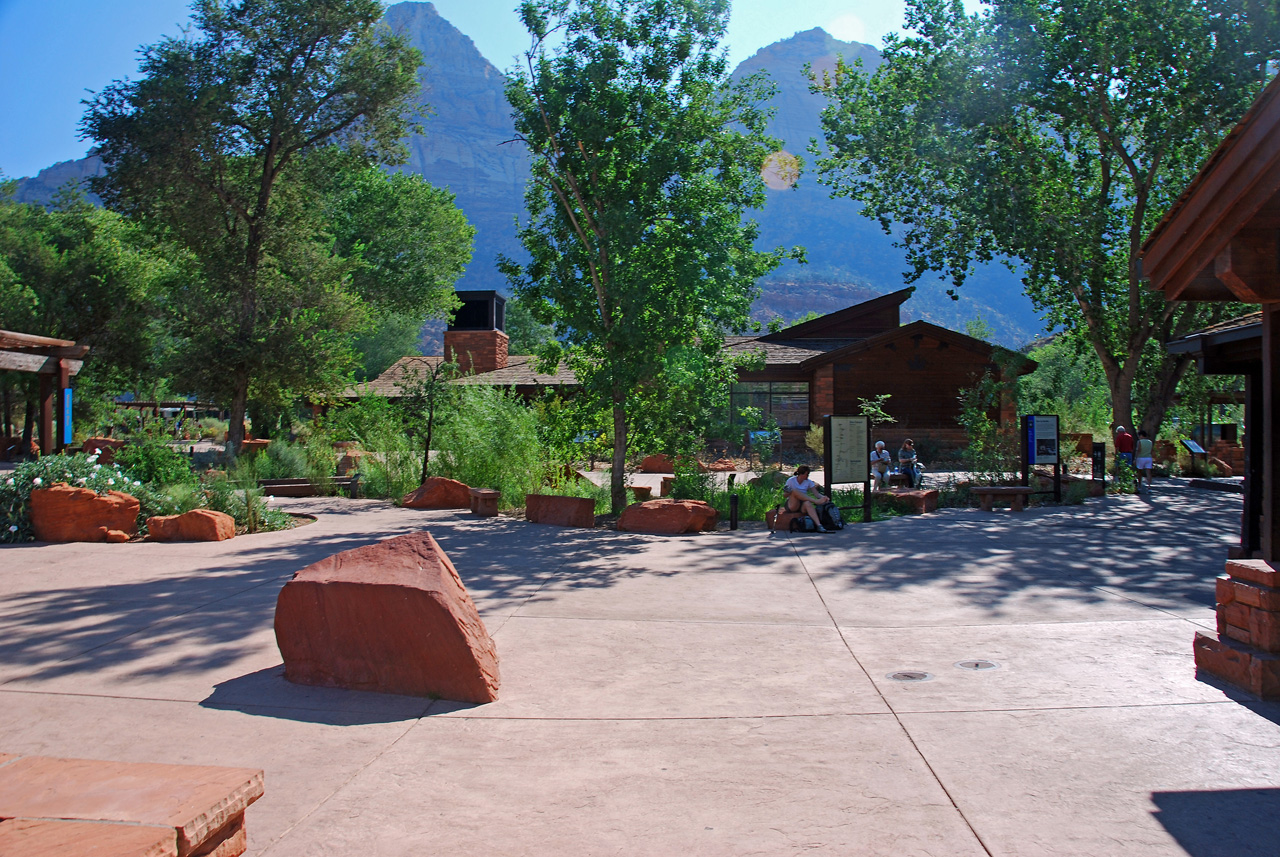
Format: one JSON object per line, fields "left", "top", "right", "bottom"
{"left": 1181, "top": 439, "right": 1206, "bottom": 455}
{"left": 825, "top": 416, "right": 869, "bottom": 485}
{"left": 1025, "top": 415, "right": 1060, "bottom": 465}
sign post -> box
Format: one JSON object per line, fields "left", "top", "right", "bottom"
{"left": 1022, "top": 414, "right": 1061, "bottom": 501}
{"left": 61, "top": 388, "right": 73, "bottom": 447}
{"left": 824, "top": 415, "right": 872, "bottom": 523}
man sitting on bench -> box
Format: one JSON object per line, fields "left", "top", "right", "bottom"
{"left": 784, "top": 465, "right": 830, "bottom": 533}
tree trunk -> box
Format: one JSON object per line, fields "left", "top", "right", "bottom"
{"left": 611, "top": 391, "right": 627, "bottom": 514}
{"left": 1138, "top": 354, "right": 1193, "bottom": 439}
{"left": 421, "top": 399, "right": 436, "bottom": 485}
{"left": 225, "top": 378, "right": 249, "bottom": 460}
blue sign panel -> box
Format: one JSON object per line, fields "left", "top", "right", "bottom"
{"left": 62, "top": 388, "right": 73, "bottom": 445}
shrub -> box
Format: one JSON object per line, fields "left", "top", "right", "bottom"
{"left": 432, "top": 385, "right": 546, "bottom": 508}
{"left": 115, "top": 437, "right": 197, "bottom": 487}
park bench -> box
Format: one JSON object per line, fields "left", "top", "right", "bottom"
{"left": 469, "top": 487, "right": 500, "bottom": 516}
{"left": 971, "top": 485, "right": 1035, "bottom": 512}
{"left": 257, "top": 476, "right": 359, "bottom": 498}
{"left": 0, "top": 753, "right": 263, "bottom": 857}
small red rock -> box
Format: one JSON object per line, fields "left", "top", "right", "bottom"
{"left": 147, "top": 509, "right": 236, "bottom": 542}
{"left": 706, "top": 458, "right": 738, "bottom": 472}
{"left": 616, "top": 499, "right": 718, "bottom": 534}
{"left": 81, "top": 436, "right": 125, "bottom": 465}
{"left": 402, "top": 476, "right": 472, "bottom": 509}
{"left": 640, "top": 454, "right": 675, "bottom": 473}
{"left": 30, "top": 484, "right": 139, "bottom": 543}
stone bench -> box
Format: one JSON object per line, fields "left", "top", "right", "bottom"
{"left": 765, "top": 507, "right": 803, "bottom": 531}
{"left": 971, "top": 485, "right": 1035, "bottom": 512}
{"left": 525, "top": 494, "right": 596, "bottom": 528}
{"left": 469, "top": 488, "right": 500, "bottom": 517}
{"left": 884, "top": 489, "right": 939, "bottom": 515}
{"left": 0, "top": 754, "right": 264, "bottom": 857}
{"left": 618, "top": 499, "right": 718, "bottom": 534}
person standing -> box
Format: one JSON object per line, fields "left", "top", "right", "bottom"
{"left": 1114, "top": 425, "right": 1135, "bottom": 469}
{"left": 784, "top": 465, "right": 830, "bottom": 532}
{"left": 870, "top": 441, "right": 892, "bottom": 491}
{"left": 1135, "top": 430, "right": 1154, "bottom": 491}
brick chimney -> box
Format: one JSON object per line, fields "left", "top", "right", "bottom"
{"left": 444, "top": 291, "right": 508, "bottom": 375}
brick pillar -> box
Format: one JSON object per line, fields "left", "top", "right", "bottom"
{"left": 444, "top": 330, "right": 509, "bottom": 375}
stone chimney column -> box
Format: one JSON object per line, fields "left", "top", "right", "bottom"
{"left": 444, "top": 329, "right": 509, "bottom": 375}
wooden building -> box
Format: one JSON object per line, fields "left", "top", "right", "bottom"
{"left": 353, "top": 289, "right": 1029, "bottom": 451}
{"left": 1142, "top": 73, "right": 1280, "bottom": 563}
{"left": 0, "top": 329, "right": 87, "bottom": 456}
{"left": 728, "top": 289, "right": 1032, "bottom": 448}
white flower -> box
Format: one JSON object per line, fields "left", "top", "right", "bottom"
{"left": 32, "top": 477, "right": 41, "bottom": 486}
{"left": 133, "top": 480, "right": 141, "bottom": 486}
{"left": 7, "top": 525, "right": 16, "bottom": 533}
{"left": 4, "top": 478, "right": 12, "bottom": 486}
{"left": 77, "top": 477, "right": 87, "bottom": 485}
{"left": 106, "top": 478, "right": 115, "bottom": 486}
{"left": 86, "top": 454, "right": 99, "bottom": 463}
{"left": 266, "top": 495, "right": 275, "bottom": 505}
{"left": 93, "top": 464, "right": 102, "bottom": 471}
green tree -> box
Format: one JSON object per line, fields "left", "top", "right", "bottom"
{"left": 814, "top": 0, "right": 1279, "bottom": 437}
{"left": 82, "top": 0, "right": 424, "bottom": 455}
{"left": 503, "top": 0, "right": 799, "bottom": 512}
{"left": 504, "top": 292, "right": 555, "bottom": 355}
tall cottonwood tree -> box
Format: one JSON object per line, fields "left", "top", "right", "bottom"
{"left": 503, "top": 0, "right": 797, "bottom": 512}
{"left": 83, "top": 0, "right": 426, "bottom": 454}
{"left": 815, "top": 0, "right": 1280, "bottom": 435}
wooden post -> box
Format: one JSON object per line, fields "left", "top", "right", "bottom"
{"left": 1244, "top": 369, "right": 1264, "bottom": 557}
{"left": 1262, "top": 304, "right": 1280, "bottom": 561}
{"left": 38, "top": 373, "right": 53, "bottom": 456}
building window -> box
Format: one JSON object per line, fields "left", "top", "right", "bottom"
{"left": 730, "top": 382, "right": 809, "bottom": 429}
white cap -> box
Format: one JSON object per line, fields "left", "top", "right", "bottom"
{"left": 1115, "top": 426, "right": 1125, "bottom": 433}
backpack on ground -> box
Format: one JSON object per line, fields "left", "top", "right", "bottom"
{"left": 818, "top": 502, "right": 844, "bottom": 531}
{"left": 789, "top": 514, "right": 817, "bottom": 533}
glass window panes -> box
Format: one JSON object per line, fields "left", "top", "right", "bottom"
{"left": 730, "top": 382, "right": 809, "bottom": 427}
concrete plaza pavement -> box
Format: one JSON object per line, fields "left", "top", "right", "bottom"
{"left": 1, "top": 484, "right": 1278, "bottom": 855}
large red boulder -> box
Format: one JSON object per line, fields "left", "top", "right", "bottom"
{"left": 147, "top": 509, "right": 236, "bottom": 542}
{"left": 81, "top": 436, "right": 126, "bottom": 465}
{"left": 402, "top": 476, "right": 472, "bottom": 510}
{"left": 274, "top": 531, "right": 499, "bottom": 702}
{"left": 525, "top": 494, "right": 596, "bottom": 528}
{"left": 616, "top": 499, "right": 719, "bottom": 534}
{"left": 30, "top": 483, "right": 139, "bottom": 543}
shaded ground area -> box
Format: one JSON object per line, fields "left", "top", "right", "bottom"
{"left": 1, "top": 484, "right": 1277, "bottom": 855}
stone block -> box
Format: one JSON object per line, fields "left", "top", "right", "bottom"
{"left": 616, "top": 499, "right": 718, "bottom": 534}
{"left": 1225, "top": 559, "right": 1280, "bottom": 589}
{"left": 1223, "top": 621, "right": 1252, "bottom": 645}
{"left": 1231, "top": 579, "right": 1280, "bottom": 611}
{"left": 1216, "top": 574, "right": 1236, "bottom": 605}
{"left": 525, "top": 494, "right": 595, "bottom": 528}
{"left": 766, "top": 508, "right": 803, "bottom": 532}
{"left": 146, "top": 509, "right": 236, "bottom": 542}
{"left": 0, "top": 818, "right": 178, "bottom": 857}
{"left": 640, "top": 454, "right": 675, "bottom": 473}
{"left": 1220, "top": 601, "right": 1250, "bottom": 630}
{"left": 469, "top": 488, "right": 500, "bottom": 517}
{"left": 30, "top": 484, "right": 139, "bottom": 543}
{"left": 335, "top": 449, "right": 368, "bottom": 477}
{"left": 0, "top": 756, "right": 263, "bottom": 857}
{"left": 629, "top": 485, "right": 653, "bottom": 501}
{"left": 1248, "top": 607, "right": 1280, "bottom": 653}
{"left": 884, "top": 489, "right": 939, "bottom": 515}
{"left": 1193, "top": 632, "right": 1280, "bottom": 699}
{"left": 274, "top": 531, "right": 499, "bottom": 702}
{"left": 660, "top": 476, "right": 674, "bottom": 497}
{"left": 402, "top": 476, "right": 472, "bottom": 510}
{"left": 238, "top": 439, "right": 270, "bottom": 456}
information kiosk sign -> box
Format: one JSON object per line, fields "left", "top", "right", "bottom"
{"left": 1021, "top": 414, "right": 1062, "bottom": 501}
{"left": 824, "top": 415, "right": 871, "bottom": 523}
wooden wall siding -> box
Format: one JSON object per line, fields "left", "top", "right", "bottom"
{"left": 831, "top": 334, "right": 997, "bottom": 434}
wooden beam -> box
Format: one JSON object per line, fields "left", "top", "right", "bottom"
{"left": 0, "top": 330, "right": 77, "bottom": 349}
{"left": 1263, "top": 304, "right": 1280, "bottom": 561}
{"left": 0, "top": 352, "right": 83, "bottom": 375}
{"left": 1165, "top": 265, "right": 1237, "bottom": 302}
{"left": 1213, "top": 227, "right": 1280, "bottom": 302}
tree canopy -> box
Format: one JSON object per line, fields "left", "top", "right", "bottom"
{"left": 81, "top": 0, "right": 440, "bottom": 453}
{"left": 815, "top": 0, "right": 1280, "bottom": 434}
{"left": 503, "top": 0, "right": 799, "bottom": 511}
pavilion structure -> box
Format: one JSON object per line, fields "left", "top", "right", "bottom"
{"left": 1141, "top": 73, "right": 1280, "bottom": 698}
{"left": 0, "top": 330, "right": 87, "bottom": 455}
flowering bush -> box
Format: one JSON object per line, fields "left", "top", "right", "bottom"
{"left": 0, "top": 453, "right": 180, "bottom": 543}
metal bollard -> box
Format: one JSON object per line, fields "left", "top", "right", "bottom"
{"left": 730, "top": 493, "right": 739, "bottom": 530}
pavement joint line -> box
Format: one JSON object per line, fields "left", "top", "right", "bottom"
{"left": 497, "top": 614, "right": 833, "bottom": 628}
{"left": 1088, "top": 584, "right": 1218, "bottom": 629}
{"left": 785, "top": 532, "right": 996, "bottom": 857}
{"left": 256, "top": 713, "right": 425, "bottom": 857}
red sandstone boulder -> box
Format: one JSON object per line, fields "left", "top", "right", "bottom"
{"left": 147, "top": 509, "right": 236, "bottom": 542}
{"left": 525, "top": 493, "right": 596, "bottom": 528}
{"left": 274, "top": 532, "right": 499, "bottom": 702}
{"left": 402, "top": 476, "right": 472, "bottom": 509}
{"left": 1209, "top": 456, "right": 1233, "bottom": 477}
{"left": 616, "top": 499, "right": 719, "bottom": 534}
{"left": 239, "top": 439, "right": 270, "bottom": 455}
{"left": 30, "top": 483, "right": 139, "bottom": 542}
{"left": 706, "top": 458, "right": 738, "bottom": 472}
{"left": 336, "top": 449, "right": 368, "bottom": 477}
{"left": 640, "top": 454, "right": 675, "bottom": 473}
{"left": 81, "top": 436, "right": 126, "bottom": 465}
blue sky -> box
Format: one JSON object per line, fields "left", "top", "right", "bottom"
{"left": 0, "top": 0, "right": 943, "bottom": 179}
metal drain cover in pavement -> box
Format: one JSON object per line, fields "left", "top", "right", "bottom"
{"left": 955, "top": 659, "right": 1001, "bottom": 671}
{"left": 886, "top": 670, "right": 933, "bottom": 682}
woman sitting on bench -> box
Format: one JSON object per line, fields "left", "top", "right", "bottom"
{"left": 784, "top": 465, "right": 830, "bottom": 533}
